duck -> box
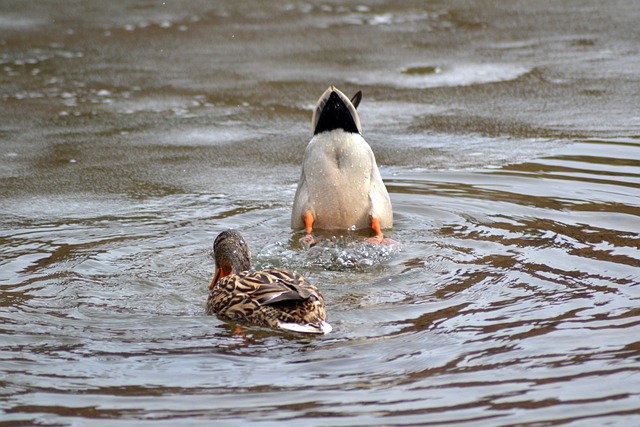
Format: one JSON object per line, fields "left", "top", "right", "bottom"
{"left": 206, "top": 230, "right": 332, "bottom": 334}
{"left": 291, "top": 86, "right": 393, "bottom": 242}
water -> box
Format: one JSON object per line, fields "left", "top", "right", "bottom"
{"left": 1, "top": 1, "right": 640, "bottom": 426}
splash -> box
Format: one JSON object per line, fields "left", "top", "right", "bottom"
{"left": 258, "top": 235, "right": 402, "bottom": 272}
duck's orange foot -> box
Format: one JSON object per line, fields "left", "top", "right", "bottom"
{"left": 367, "top": 217, "right": 400, "bottom": 247}
{"left": 299, "top": 234, "right": 320, "bottom": 250}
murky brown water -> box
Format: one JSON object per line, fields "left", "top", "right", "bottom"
{"left": 1, "top": 1, "right": 639, "bottom": 426}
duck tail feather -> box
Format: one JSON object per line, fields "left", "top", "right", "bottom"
{"left": 278, "top": 321, "right": 332, "bottom": 335}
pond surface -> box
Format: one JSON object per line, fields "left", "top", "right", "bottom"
{"left": 1, "top": 1, "right": 639, "bottom": 426}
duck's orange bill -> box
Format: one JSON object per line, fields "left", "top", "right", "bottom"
{"left": 210, "top": 267, "right": 231, "bottom": 289}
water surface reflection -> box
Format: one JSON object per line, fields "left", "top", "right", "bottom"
{"left": 1, "top": 1, "right": 640, "bottom": 426}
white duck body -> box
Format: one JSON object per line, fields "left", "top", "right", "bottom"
{"left": 291, "top": 86, "right": 393, "bottom": 232}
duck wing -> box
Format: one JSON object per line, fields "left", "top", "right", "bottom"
{"left": 242, "top": 268, "right": 321, "bottom": 306}
{"left": 208, "top": 268, "right": 330, "bottom": 334}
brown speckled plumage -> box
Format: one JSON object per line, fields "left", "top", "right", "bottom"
{"left": 207, "top": 230, "right": 331, "bottom": 334}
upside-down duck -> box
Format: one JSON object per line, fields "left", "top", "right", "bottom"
{"left": 291, "top": 86, "right": 393, "bottom": 242}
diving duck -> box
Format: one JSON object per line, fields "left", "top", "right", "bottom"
{"left": 206, "top": 230, "right": 332, "bottom": 334}
{"left": 291, "top": 86, "right": 393, "bottom": 242}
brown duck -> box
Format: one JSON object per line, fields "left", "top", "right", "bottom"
{"left": 206, "top": 230, "right": 332, "bottom": 334}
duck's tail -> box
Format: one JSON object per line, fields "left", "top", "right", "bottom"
{"left": 278, "top": 320, "right": 333, "bottom": 335}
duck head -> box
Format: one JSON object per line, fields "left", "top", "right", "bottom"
{"left": 312, "top": 86, "right": 362, "bottom": 135}
{"left": 211, "top": 230, "right": 252, "bottom": 288}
